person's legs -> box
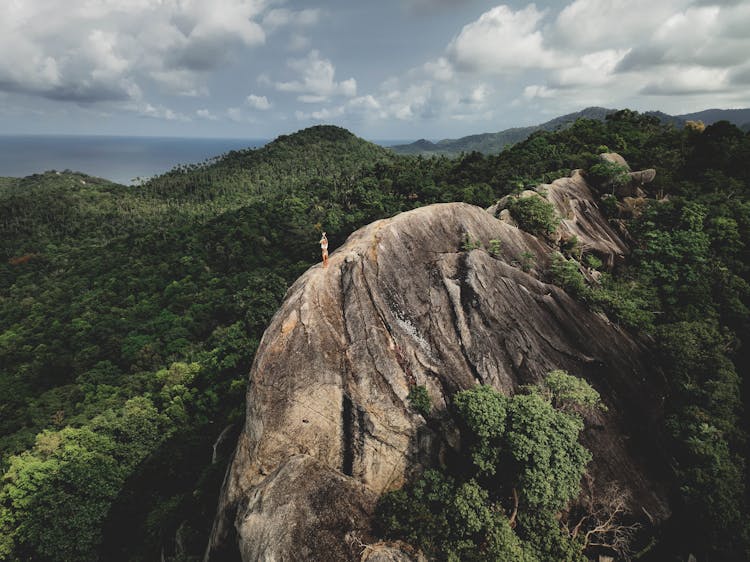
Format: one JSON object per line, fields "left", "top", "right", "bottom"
{"left": 322, "top": 250, "right": 329, "bottom": 267}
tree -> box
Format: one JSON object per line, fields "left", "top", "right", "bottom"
{"left": 538, "top": 370, "right": 606, "bottom": 415}
{"left": 0, "top": 397, "right": 166, "bottom": 562}
{"left": 507, "top": 196, "right": 560, "bottom": 236}
{"left": 379, "top": 377, "right": 598, "bottom": 561}
{"left": 0, "top": 428, "right": 122, "bottom": 562}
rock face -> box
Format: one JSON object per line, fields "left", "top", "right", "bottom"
{"left": 206, "top": 196, "right": 669, "bottom": 560}
{"left": 539, "top": 170, "right": 631, "bottom": 267}
{"left": 598, "top": 152, "right": 656, "bottom": 198}
{"left": 490, "top": 170, "right": 631, "bottom": 268}
{"left": 600, "top": 152, "right": 630, "bottom": 170}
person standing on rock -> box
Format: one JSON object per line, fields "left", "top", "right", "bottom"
{"left": 320, "top": 232, "right": 329, "bottom": 267}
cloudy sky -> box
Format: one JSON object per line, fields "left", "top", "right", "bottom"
{"left": 1, "top": 0, "right": 749, "bottom": 140}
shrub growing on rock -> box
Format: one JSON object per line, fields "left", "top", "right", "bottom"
{"left": 507, "top": 196, "right": 560, "bottom": 236}
{"left": 378, "top": 378, "right": 599, "bottom": 561}
{"left": 587, "top": 161, "right": 630, "bottom": 191}
{"left": 550, "top": 253, "right": 588, "bottom": 300}
{"left": 407, "top": 385, "right": 431, "bottom": 417}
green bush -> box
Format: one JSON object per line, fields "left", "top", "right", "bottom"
{"left": 539, "top": 370, "right": 606, "bottom": 414}
{"left": 560, "top": 235, "right": 581, "bottom": 260}
{"left": 0, "top": 397, "right": 165, "bottom": 562}
{"left": 488, "top": 239, "right": 502, "bottom": 256}
{"left": 519, "top": 251, "right": 535, "bottom": 273}
{"left": 407, "top": 385, "right": 431, "bottom": 417}
{"left": 453, "top": 385, "right": 507, "bottom": 475}
{"left": 549, "top": 253, "right": 588, "bottom": 299}
{"left": 584, "top": 254, "right": 603, "bottom": 270}
{"left": 654, "top": 321, "right": 745, "bottom": 559}
{"left": 588, "top": 280, "right": 656, "bottom": 331}
{"left": 507, "top": 196, "right": 560, "bottom": 236}
{"left": 599, "top": 194, "right": 619, "bottom": 218}
{"left": 376, "top": 470, "right": 536, "bottom": 562}
{"left": 587, "top": 161, "right": 630, "bottom": 190}
{"left": 461, "top": 234, "right": 482, "bottom": 251}
{"left": 378, "top": 380, "right": 593, "bottom": 561}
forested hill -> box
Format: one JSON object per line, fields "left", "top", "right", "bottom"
{"left": 0, "top": 126, "right": 394, "bottom": 258}
{"left": 138, "top": 124, "right": 397, "bottom": 203}
{"left": 1, "top": 113, "right": 750, "bottom": 561}
{"left": 0, "top": 123, "right": 500, "bottom": 562}
{"left": 391, "top": 106, "right": 616, "bottom": 155}
{"left": 391, "top": 105, "right": 750, "bottom": 156}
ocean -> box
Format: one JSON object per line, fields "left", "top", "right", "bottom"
{"left": 0, "top": 135, "right": 270, "bottom": 185}
{"left": 0, "top": 135, "right": 410, "bottom": 186}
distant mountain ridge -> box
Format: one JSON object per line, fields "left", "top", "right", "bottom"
{"left": 391, "top": 106, "right": 750, "bottom": 156}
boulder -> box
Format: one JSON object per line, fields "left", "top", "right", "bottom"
{"left": 539, "top": 170, "right": 630, "bottom": 268}
{"left": 629, "top": 169, "right": 656, "bottom": 186}
{"left": 231, "top": 455, "right": 378, "bottom": 562}
{"left": 206, "top": 202, "right": 669, "bottom": 561}
{"left": 599, "top": 152, "right": 630, "bottom": 171}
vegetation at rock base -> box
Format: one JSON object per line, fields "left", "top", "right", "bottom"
{"left": 377, "top": 375, "right": 602, "bottom": 561}
{"left": 538, "top": 369, "right": 607, "bottom": 415}
{"left": 1, "top": 113, "right": 749, "bottom": 560}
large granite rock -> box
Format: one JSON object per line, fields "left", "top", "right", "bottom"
{"left": 206, "top": 199, "right": 669, "bottom": 561}
{"left": 600, "top": 152, "right": 630, "bottom": 170}
{"left": 541, "top": 170, "right": 631, "bottom": 267}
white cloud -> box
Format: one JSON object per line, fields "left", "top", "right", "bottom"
{"left": 500, "top": 0, "right": 750, "bottom": 115}
{"left": 287, "top": 34, "right": 311, "bottom": 52}
{"left": 730, "top": 64, "right": 750, "bottom": 85}
{"left": 257, "top": 73, "right": 273, "bottom": 86}
{"left": 196, "top": 108, "right": 218, "bottom": 120}
{"left": 523, "top": 85, "right": 556, "bottom": 100}
{"left": 423, "top": 57, "right": 454, "bottom": 81}
{"left": 466, "top": 84, "right": 490, "bottom": 104}
{"left": 447, "top": 5, "right": 563, "bottom": 73}
{"left": 275, "top": 50, "right": 357, "bottom": 102}
{"left": 129, "top": 102, "right": 190, "bottom": 121}
{"left": 150, "top": 69, "right": 209, "bottom": 97}
{"left": 552, "top": 0, "right": 691, "bottom": 50}
{"left": 295, "top": 79, "right": 496, "bottom": 127}
{"left": 640, "top": 66, "right": 730, "bottom": 95}
{"left": 617, "top": 4, "right": 750, "bottom": 71}
{"left": 295, "top": 94, "right": 385, "bottom": 122}
{"left": 4, "top": 0, "right": 749, "bottom": 133}
{"left": 383, "top": 83, "right": 434, "bottom": 121}
{"left": 0, "top": 0, "right": 269, "bottom": 105}
{"left": 286, "top": 0, "right": 750, "bottom": 134}
{"left": 263, "top": 8, "right": 320, "bottom": 31}
{"left": 552, "top": 49, "right": 630, "bottom": 88}
{"left": 246, "top": 94, "right": 271, "bottom": 110}
{"left": 226, "top": 107, "right": 248, "bottom": 123}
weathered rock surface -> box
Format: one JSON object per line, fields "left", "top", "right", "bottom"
{"left": 206, "top": 198, "right": 669, "bottom": 561}
{"left": 231, "top": 455, "right": 377, "bottom": 561}
{"left": 628, "top": 169, "right": 656, "bottom": 186}
{"left": 597, "top": 152, "right": 656, "bottom": 198}
{"left": 600, "top": 152, "right": 630, "bottom": 170}
{"left": 540, "top": 170, "right": 631, "bottom": 267}
{"left": 491, "top": 169, "right": 632, "bottom": 268}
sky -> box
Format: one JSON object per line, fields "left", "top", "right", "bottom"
{"left": 1, "top": 0, "right": 749, "bottom": 141}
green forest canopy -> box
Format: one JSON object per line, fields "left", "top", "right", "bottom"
{"left": 1, "top": 115, "right": 749, "bottom": 561}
